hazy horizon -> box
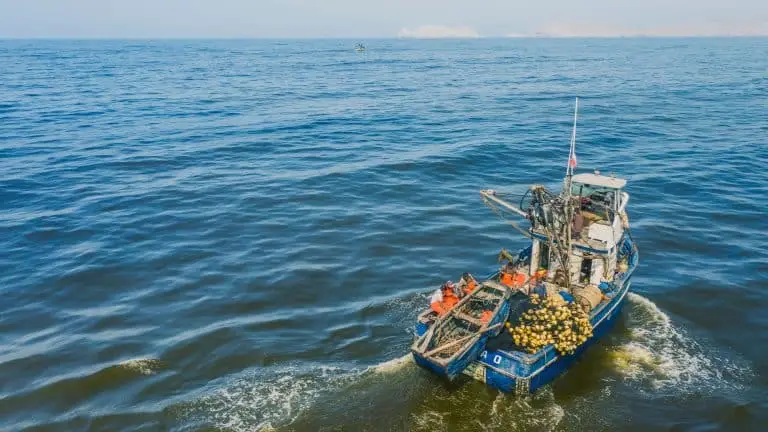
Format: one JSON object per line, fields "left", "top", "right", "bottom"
{"left": 2, "top": 35, "right": 767, "bottom": 40}
{"left": 1, "top": 0, "right": 766, "bottom": 39}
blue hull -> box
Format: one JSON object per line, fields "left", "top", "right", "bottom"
{"left": 475, "top": 283, "right": 629, "bottom": 393}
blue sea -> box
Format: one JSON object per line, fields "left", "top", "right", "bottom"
{"left": 0, "top": 38, "right": 766, "bottom": 431}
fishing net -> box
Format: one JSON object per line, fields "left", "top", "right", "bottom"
{"left": 507, "top": 294, "right": 594, "bottom": 355}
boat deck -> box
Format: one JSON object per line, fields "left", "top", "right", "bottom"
{"left": 484, "top": 290, "right": 531, "bottom": 352}
{"left": 484, "top": 287, "right": 617, "bottom": 355}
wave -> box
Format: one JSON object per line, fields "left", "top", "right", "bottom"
{"left": 189, "top": 365, "right": 351, "bottom": 431}
{"left": 0, "top": 357, "right": 166, "bottom": 429}
{"left": 368, "top": 353, "right": 413, "bottom": 374}
{"left": 117, "top": 358, "right": 166, "bottom": 376}
{"left": 608, "top": 293, "right": 752, "bottom": 394}
{"left": 410, "top": 386, "right": 567, "bottom": 432}
{"left": 181, "top": 354, "right": 418, "bottom": 432}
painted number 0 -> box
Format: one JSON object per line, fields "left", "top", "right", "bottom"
{"left": 480, "top": 351, "right": 502, "bottom": 365}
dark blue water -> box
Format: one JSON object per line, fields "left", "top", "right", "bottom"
{"left": 1, "top": 38, "right": 766, "bottom": 431}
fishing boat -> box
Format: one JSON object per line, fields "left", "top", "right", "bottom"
{"left": 411, "top": 281, "right": 511, "bottom": 380}
{"left": 412, "top": 99, "right": 639, "bottom": 393}
{"left": 354, "top": 43, "right": 366, "bottom": 53}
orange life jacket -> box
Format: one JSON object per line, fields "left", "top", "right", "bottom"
{"left": 480, "top": 310, "right": 493, "bottom": 323}
{"left": 430, "top": 291, "right": 459, "bottom": 316}
{"left": 462, "top": 279, "right": 477, "bottom": 296}
{"left": 501, "top": 271, "right": 526, "bottom": 288}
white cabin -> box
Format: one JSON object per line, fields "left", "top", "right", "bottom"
{"left": 529, "top": 172, "right": 629, "bottom": 288}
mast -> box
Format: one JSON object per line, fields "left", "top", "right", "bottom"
{"left": 563, "top": 97, "right": 579, "bottom": 289}
{"left": 565, "top": 97, "right": 579, "bottom": 194}
{"left": 481, "top": 99, "right": 582, "bottom": 291}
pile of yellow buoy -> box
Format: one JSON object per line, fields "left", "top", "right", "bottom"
{"left": 505, "top": 293, "right": 594, "bottom": 355}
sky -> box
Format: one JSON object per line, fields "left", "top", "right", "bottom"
{"left": 0, "top": 0, "right": 766, "bottom": 38}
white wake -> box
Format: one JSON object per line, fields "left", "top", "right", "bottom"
{"left": 607, "top": 293, "right": 751, "bottom": 394}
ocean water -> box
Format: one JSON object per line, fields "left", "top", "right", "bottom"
{"left": 0, "top": 38, "right": 766, "bottom": 431}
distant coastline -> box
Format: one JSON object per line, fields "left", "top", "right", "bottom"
{"left": 395, "top": 23, "right": 768, "bottom": 39}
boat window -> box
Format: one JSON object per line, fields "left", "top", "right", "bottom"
{"left": 579, "top": 258, "right": 592, "bottom": 284}
{"left": 540, "top": 243, "right": 550, "bottom": 269}
{"left": 572, "top": 183, "right": 617, "bottom": 221}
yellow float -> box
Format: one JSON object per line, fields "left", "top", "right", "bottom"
{"left": 509, "top": 294, "right": 594, "bottom": 355}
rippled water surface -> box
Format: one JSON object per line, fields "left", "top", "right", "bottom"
{"left": 1, "top": 38, "right": 767, "bottom": 431}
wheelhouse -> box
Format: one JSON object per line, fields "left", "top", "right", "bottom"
{"left": 529, "top": 172, "right": 629, "bottom": 289}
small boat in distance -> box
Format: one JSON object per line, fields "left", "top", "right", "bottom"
{"left": 412, "top": 99, "right": 639, "bottom": 393}
{"left": 354, "top": 43, "right": 366, "bottom": 53}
